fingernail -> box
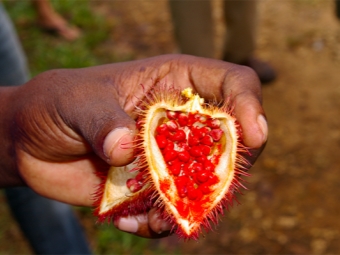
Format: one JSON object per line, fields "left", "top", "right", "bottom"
{"left": 115, "top": 215, "right": 148, "bottom": 233}
{"left": 257, "top": 114, "right": 268, "bottom": 144}
{"left": 115, "top": 216, "right": 139, "bottom": 233}
{"left": 152, "top": 211, "right": 172, "bottom": 234}
{"left": 159, "top": 221, "right": 172, "bottom": 234}
{"left": 103, "top": 127, "right": 135, "bottom": 164}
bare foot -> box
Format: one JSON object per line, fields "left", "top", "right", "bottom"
{"left": 32, "top": 0, "right": 81, "bottom": 41}
{"left": 38, "top": 11, "right": 81, "bottom": 41}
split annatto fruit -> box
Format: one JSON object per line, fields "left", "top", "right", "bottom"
{"left": 94, "top": 87, "right": 250, "bottom": 239}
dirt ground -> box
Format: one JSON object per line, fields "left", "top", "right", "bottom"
{"left": 95, "top": 0, "right": 340, "bottom": 254}
{"left": 2, "top": 0, "right": 340, "bottom": 254}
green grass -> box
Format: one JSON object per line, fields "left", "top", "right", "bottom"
{"left": 95, "top": 224, "right": 150, "bottom": 255}
{"left": 3, "top": 1, "right": 167, "bottom": 254}
{"left": 4, "top": 0, "right": 112, "bottom": 76}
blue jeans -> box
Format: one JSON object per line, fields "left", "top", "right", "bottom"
{"left": 0, "top": 3, "right": 91, "bottom": 254}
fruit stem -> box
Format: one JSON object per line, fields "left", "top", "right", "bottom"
{"left": 181, "top": 88, "right": 204, "bottom": 112}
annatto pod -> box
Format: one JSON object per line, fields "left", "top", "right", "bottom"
{"left": 93, "top": 87, "right": 250, "bottom": 240}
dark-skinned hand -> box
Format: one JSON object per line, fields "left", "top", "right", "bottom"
{"left": 0, "top": 54, "right": 267, "bottom": 238}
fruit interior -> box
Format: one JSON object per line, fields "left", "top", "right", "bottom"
{"left": 142, "top": 90, "right": 239, "bottom": 237}
{"left": 95, "top": 88, "right": 242, "bottom": 239}
{"left": 96, "top": 162, "right": 151, "bottom": 220}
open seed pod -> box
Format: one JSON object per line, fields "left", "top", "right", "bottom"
{"left": 94, "top": 87, "right": 249, "bottom": 239}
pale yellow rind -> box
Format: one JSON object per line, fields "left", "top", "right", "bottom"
{"left": 99, "top": 163, "right": 139, "bottom": 214}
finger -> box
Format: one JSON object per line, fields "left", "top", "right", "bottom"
{"left": 222, "top": 65, "right": 267, "bottom": 149}
{"left": 233, "top": 93, "right": 268, "bottom": 149}
{"left": 103, "top": 127, "right": 137, "bottom": 166}
{"left": 187, "top": 60, "right": 267, "bottom": 149}
{"left": 114, "top": 208, "right": 172, "bottom": 238}
{"left": 17, "top": 150, "right": 105, "bottom": 206}
{"left": 148, "top": 208, "right": 173, "bottom": 235}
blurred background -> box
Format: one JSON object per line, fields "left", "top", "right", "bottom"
{"left": 1, "top": 0, "right": 340, "bottom": 254}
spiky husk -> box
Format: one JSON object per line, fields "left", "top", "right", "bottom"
{"left": 93, "top": 86, "right": 250, "bottom": 239}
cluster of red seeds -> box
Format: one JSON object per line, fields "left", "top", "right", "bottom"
{"left": 126, "top": 171, "right": 146, "bottom": 193}
{"left": 155, "top": 110, "right": 224, "bottom": 201}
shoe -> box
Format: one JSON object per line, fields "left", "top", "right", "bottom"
{"left": 240, "top": 57, "right": 277, "bottom": 84}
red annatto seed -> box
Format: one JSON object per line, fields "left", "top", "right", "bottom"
{"left": 175, "top": 175, "right": 190, "bottom": 190}
{"left": 189, "top": 172, "right": 197, "bottom": 183}
{"left": 199, "top": 183, "right": 212, "bottom": 194}
{"left": 169, "top": 161, "right": 182, "bottom": 176}
{"left": 187, "top": 188, "right": 203, "bottom": 201}
{"left": 210, "top": 128, "right": 223, "bottom": 141}
{"left": 196, "top": 170, "right": 211, "bottom": 183}
{"left": 207, "top": 118, "right": 221, "bottom": 129}
{"left": 207, "top": 174, "right": 219, "bottom": 185}
{"left": 201, "top": 135, "right": 213, "bottom": 146}
{"left": 177, "top": 142, "right": 190, "bottom": 151}
{"left": 189, "top": 146, "right": 203, "bottom": 157}
{"left": 178, "top": 151, "right": 190, "bottom": 162}
{"left": 163, "top": 141, "right": 174, "bottom": 154}
{"left": 135, "top": 172, "right": 146, "bottom": 182}
{"left": 192, "top": 127, "right": 210, "bottom": 139}
{"left": 186, "top": 181, "right": 196, "bottom": 191}
{"left": 164, "top": 150, "right": 178, "bottom": 162}
{"left": 166, "top": 110, "right": 178, "bottom": 120}
{"left": 201, "top": 126, "right": 211, "bottom": 135}
{"left": 178, "top": 113, "right": 188, "bottom": 126}
{"left": 188, "top": 135, "right": 200, "bottom": 146}
{"left": 201, "top": 145, "right": 211, "bottom": 156}
{"left": 187, "top": 113, "right": 197, "bottom": 126}
{"left": 166, "top": 120, "right": 178, "bottom": 131}
{"left": 156, "top": 134, "right": 168, "bottom": 149}
{"left": 204, "top": 160, "right": 215, "bottom": 171}
{"left": 182, "top": 163, "right": 190, "bottom": 174}
{"left": 194, "top": 113, "right": 201, "bottom": 120}
{"left": 156, "top": 123, "right": 169, "bottom": 135}
{"left": 191, "top": 127, "right": 201, "bottom": 138}
{"left": 177, "top": 186, "right": 187, "bottom": 198}
{"left": 126, "top": 178, "right": 142, "bottom": 193}
{"left": 192, "top": 162, "right": 204, "bottom": 172}
{"left": 199, "top": 115, "right": 207, "bottom": 123}
{"left": 196, "top": 156, "right": 207, "bottom": 163}
{"left": 185, "top": 164, "right": 196, "bottom": 175}
{"left": 175, "top": 175, "right": 190, "bottom": 185}
{"left": 171, "top": 129, "right": 186, "bottom": 142}
{"left": 126, "top": 178, "right": 137, "bottom": 188}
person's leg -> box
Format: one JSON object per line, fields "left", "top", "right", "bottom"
{"left": 223, "top": 0, "right": 276, "bottom": 83}
{"left": 0, "top": 4, "right": 91, "bottom": 254}
{"left": 5, "top": 187, "right": 91, "bottom": 254}
{"left": 169, "top": 0, "right": 215, "bottom": 58}
{"left": 0, "top": 3, "right": 29, "bottom": 86}
{"left": 32, "top": 0, "right": 81, "bottom": 41}
{"left": 223, "top": 0, "right": 257, "bottom": 63}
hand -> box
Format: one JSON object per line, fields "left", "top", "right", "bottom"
{"left": 0, "top": 54, "right": 267, "bottom": 237}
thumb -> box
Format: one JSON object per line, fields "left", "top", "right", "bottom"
{"left": 103, "top": 127, "right": 137, "bottom": 166}
{"left": 62, "top": 94, "right": 137, "bottom": 166}
{"left": 85, "top": 104, "right": 137, "bottom": 167}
